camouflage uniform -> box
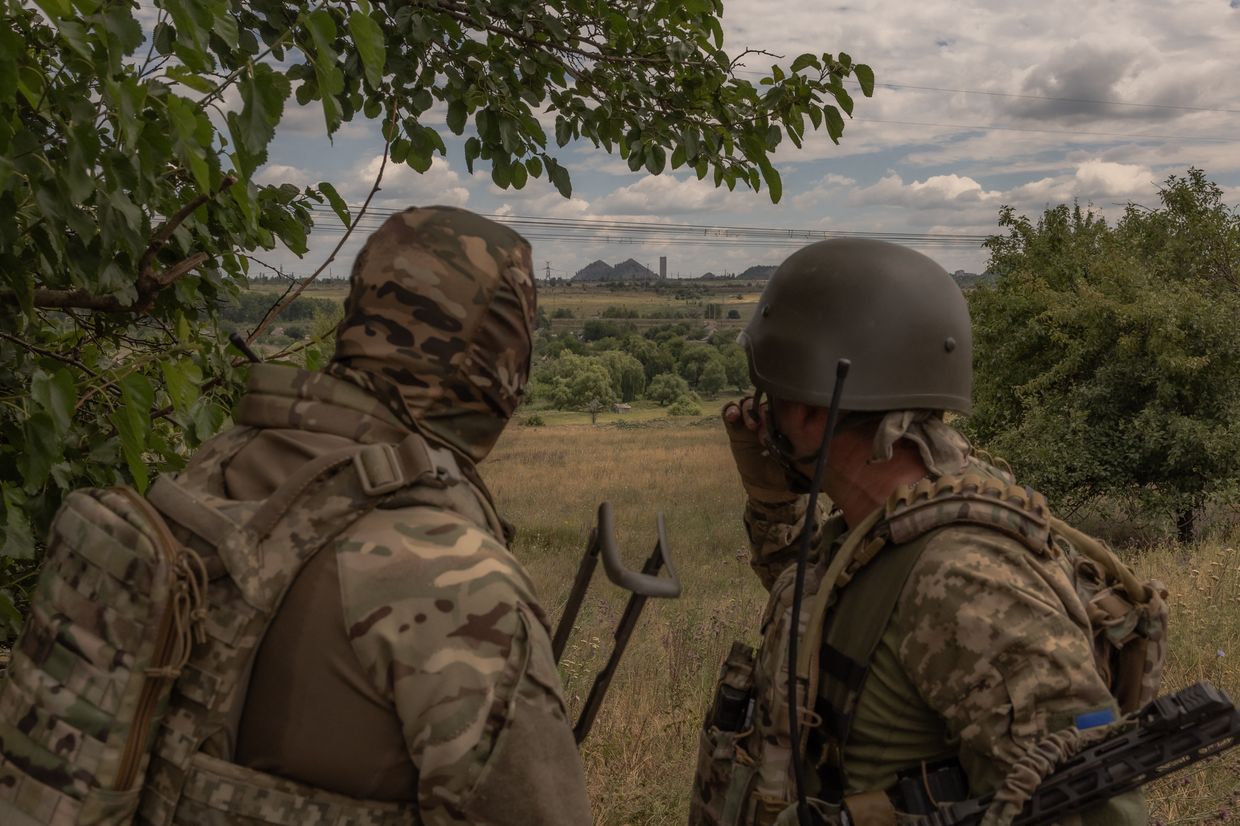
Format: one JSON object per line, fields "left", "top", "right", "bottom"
{"left": 738, "top": 455, "right": 1146, "bottom": 824}
{"left": 147, "top": 207, "right": 590, "bottom": 825}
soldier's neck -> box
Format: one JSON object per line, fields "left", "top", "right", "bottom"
{"left": 821, "top": 430, "right": 929, "bottom": 530}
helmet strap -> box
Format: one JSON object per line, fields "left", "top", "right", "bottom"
{"left": 759, "top": 390, "right": 818, "bottom": 493}
{"left": 785, "top": 360, "right": 851, "bottom": 826}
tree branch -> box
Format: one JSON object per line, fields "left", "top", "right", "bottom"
{"left": 431, "top": 0, "right": 686, "bottom": 68}
{"left": 139, "top": 176, "right": 235, "bottom": 282}
{"left": 246, "top": 104, "right": 398, "bottom": 344}
{"left": 1, "top": 178, "right": 233, "bottom": 313}
{"left": 0, "top": 330, "right": 98, "bottom": 376}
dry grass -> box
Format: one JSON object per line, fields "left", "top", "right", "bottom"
{"left": 485, "top": 423, "right": 1240, "bottom": 825}
{"left": 537, "top": 285, "right": 762, "bottom": 321}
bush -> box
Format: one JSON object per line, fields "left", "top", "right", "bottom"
{"left": 726, "top": 309, "right": 741, "bottom": 319}
{"left": 648, "top": 373, "right": 694, "bottom": 406}
{"left": 668, "top": 396, "right": 702, "bottom": 416}
{"left": 520, "top": 413, "right": 546, "bottom": 427}
{"left": 551, "top": 307, "right": 575, "bottom": 319}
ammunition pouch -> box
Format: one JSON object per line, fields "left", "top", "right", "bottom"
{"left": 691, "top": 642, "right": 758, "bottom": 826}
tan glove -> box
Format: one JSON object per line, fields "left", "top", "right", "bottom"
{"left": 721, "top": 397, "right": 797, "bottom": 504}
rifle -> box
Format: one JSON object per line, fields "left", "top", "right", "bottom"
{"left": 552, "top": 502, "right": 682, "bottom": 744}
{"left": 917, "top": 681, "right": 1240, "bottom": 826}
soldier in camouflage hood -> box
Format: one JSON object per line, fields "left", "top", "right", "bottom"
{"left": 690, "top": 239, "right": 1156, "bottom": 826}
{"left": 128, "top": 207, "right": 591, "bottom": 825}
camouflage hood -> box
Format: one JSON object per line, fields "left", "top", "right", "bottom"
{"left": 327, "top": 206, "right": 537, "bottom": 463}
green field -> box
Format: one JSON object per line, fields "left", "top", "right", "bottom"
{"left": 484, "top": 422, "right": 1240, "bottom": 825}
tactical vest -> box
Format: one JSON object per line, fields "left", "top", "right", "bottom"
{"left": 689, "top": 463, "right": 1168, "bottom": 826}
{"left": 0, "top": 425, "right": 498, "bottom": 826}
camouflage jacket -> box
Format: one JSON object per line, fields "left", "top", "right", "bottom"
{"left": 743, "top": 476, "right": 1146, "bottom": 824}
{"left": 173, "top": 364, "right": 591, "bottom": 826}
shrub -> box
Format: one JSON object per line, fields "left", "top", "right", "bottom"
{"left": 668, "top": 396, "right": 702, "bottom": 416}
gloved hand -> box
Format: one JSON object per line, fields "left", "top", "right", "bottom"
{"left": 721, "top": 397, "right": 797, "bottom": 503}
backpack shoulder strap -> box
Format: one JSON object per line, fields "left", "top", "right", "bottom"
{"left": 800, "top": 467, "right": 1056, "bottom": 799}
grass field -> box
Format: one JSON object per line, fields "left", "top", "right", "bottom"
{"left": 483, "top": 422, "right": 1240, "bottom": 825}
{"left": 244, "top": 280, "right": 765, "bottom": 325}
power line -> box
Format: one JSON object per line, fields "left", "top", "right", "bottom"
{"left": 869, "top": 81, "right": 1240, "bottom": 116}
{"left": 734, "top": 68, "right": 1240, "bottom": 116}
{"left": 854, "top": 117, "right": 1233, "bottom": 143}
{"left": 305, "top": 206, "right": 991, "bottom": 248}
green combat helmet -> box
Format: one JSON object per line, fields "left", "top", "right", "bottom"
{"left": 738, "top": 237, "right": 972, "bottom": 413}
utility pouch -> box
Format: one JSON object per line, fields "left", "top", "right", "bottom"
{"left": 690, "top": 641, "right": 758, "bottom": 826}
{"left": 710, "top": 642, "right": 757, "bottom": 732}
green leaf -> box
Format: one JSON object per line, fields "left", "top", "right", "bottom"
{"left": 854, "top": 63, "right": 875, "bottom": 97}
{"left": 790, "top": 53, "right": 819, "bottom": 74}
{"left": 160, "top": 358, "right": 202, "bottom": 414}
{"left": 758, "top": 157, "right": 782, "bottom": 204}
{"left": 306, "top": 9, "right": 344, "bottom": 133}
{"left": 33, "top": 0, "right": 71, "bottom": 19}
{"left": 823, "top": 105, "right": 845, "bottom": 144}
{"left": 167, "top": 96, "right": 211, "bottom": 190}
{"left": 19, "top": 413, "right": 58, "bottom": 491}
{"left": 0, "top": 31, "right": 21, "bottom": 106}
{"left": 166, "top": 65, "right": 216, "bottom": 94}
{"left": 446, "top": 100, "right": 467, "bottom": 135}
{"left": 555, "top": 117, "right": 572, "bottom": 147}
{"left": 684, "top": 129, "right": 700, "bottom": 161}
{"left": 491, "top": 156, "right": 511, "bottom": 188}
{"left": 627, "top": 148, "right": 644, "bottom": 173}
{"left": 31, "top": 368, "right": 75, "bottom": 437}
{"left": 235, "top": 63, "right": 290, "bottom": 157}
{"left": 0, "top": 486, "right": 35, "bottom": 560}
{"left": 510, "top": 161, "right": 528, "bottom": 189}
{"left": 525, "top": 156, "right": 543, "bottom": 178}
{"left": 765, "top": 124, "right": 781, "bottom": 151}
{"left": 464, "top": 137, "right": 481, "bottom": 173}
{"left": 112, "top": 372, "right": 154, "bottom": 492}
{"left": 317, "top": 181, "right": 350, "bottom": 226}
{"left": 644, "top": 144, "right": 666, "bottom": 175}
{"left": 550, "top": 163, "right": 572, "bottom": 198}
{"left": 348, "top": 9, "right": 387, "bottom": 88}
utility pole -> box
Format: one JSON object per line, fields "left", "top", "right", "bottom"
{"left": 545, "top": 260, "right": 552, "bottom": 280}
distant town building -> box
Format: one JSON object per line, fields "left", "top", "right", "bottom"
{"left": 612, "top": 402, "right": 633, "bottom": 413}
{"left": 659, "top": 256, "right": 667, "bottom": 279}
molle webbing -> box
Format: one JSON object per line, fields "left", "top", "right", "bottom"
{"left": 808, "top": 467, "right": 1054, "bottom": 800}
{"left": 811, "top": 535, "right": 929, "bottom": 800}
{"left": 884, "top": 472, "right": 1051, "bottom": 555}
{"left": 137, "top": 433, "right": 458, "bottom": 826}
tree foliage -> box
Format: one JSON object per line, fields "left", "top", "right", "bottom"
{"left": 0, "top": 0, "right": 870, "bottom": 638}
{"left": 966, "top": 170, "right": 1240, "bottom": 537}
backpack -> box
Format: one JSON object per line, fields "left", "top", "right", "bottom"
{"left": 0, "top": 430, "right": 465, "bottom": 826}
{"left": 690, "top": 462, "right": 1169, "bottom": 826}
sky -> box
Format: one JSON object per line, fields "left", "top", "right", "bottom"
{"left": 254, "top": 0, "right": 1240, "bottom": 280}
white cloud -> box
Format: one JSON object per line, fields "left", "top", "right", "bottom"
{"left": 254, "top": 164, "right": 314, "bottom": 188}
{"left": 355, "top": 155, "right": 471, "bottom": 209}
{"left": 1071, "top": 160, "right": 1157, "bottom": 199}
{"left": 593, "top": 174, "right": 739, "bottom": 215}
{"left": 852, "top": 173, "right": 1002, "bottom": 207}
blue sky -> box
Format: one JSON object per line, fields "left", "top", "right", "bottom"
{"left": 254, "top": 0, "right": 1240, "bottom": 279}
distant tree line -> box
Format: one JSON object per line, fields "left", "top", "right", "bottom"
{"left": 528, "top": 320, "right": 749, "bottom": 417}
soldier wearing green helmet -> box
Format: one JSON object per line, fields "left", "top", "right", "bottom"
{"left": 689, "top": 239, "right": 1158, "bottom": 826}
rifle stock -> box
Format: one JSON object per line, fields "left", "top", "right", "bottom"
{"left": 919, "top": 682, "right": 1240, "bottom": 826}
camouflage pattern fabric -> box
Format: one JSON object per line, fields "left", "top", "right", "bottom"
{"left": 0, "top": 486, "right": 206, "bottom": 826}
{"left": 134, "top": 371, "right": 590, "bottom": 826}
{"left": 328, "top": 206, "right": 537, "bottom": 464}
{"left": 337, "top": 505, "right": 588, "bottom": 824}
{"left": 133, "top": 207, "right": 588, "bottom": 825}
{"left": 695, "top": 451, "right": 1149, "bottom": 825}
